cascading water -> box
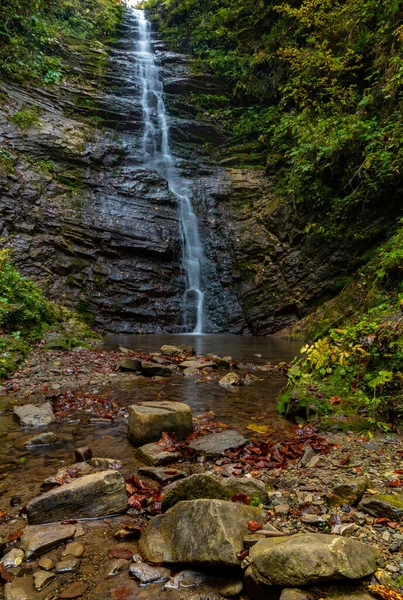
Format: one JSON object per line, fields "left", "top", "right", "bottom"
{"left": 127, "top": 1, "right": 205, "bottom": 333}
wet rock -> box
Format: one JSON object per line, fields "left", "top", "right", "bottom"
{"left": 21, "top": 523, "right": 77, "bottom": 559}
{"left": 244, "top": 533, "right": 267, "bottom": 548}
{"left": 88, "top": 457, "right": 121, "bottom": 470}
{"left": 33, "top": 569, "right": 56, "bottom": 591}
{"left": 74, "top": 446, "right": 93, "bottom": 462}
{"left": 280, "top": 590, "right": 309, "bottom": 600}
{"left": 105, "top": 558, "right": 130, "bottom": 579}
{"left": 219, "top": 373, "right": 240, "bottom": 387}
{"left": 26, "top": 470, "right": 128, "bottom": 524}
{"left": 161, "top": 345, "right": 183, "bottom": 356}
{"left": 139, "top": 498, "right": 263, "bottom": 567}
{"left": 10, "top": 496, "right": 21, "bottom": 507}
{"left": 13, "top": 403, "right": 56, "bottom": 427}
{"left": 59, "top": 581, "right": 89, "bottom": 598}
{"left": 118, "top": 358, "right": 142, "bottom": 372}
{"left": 249, "top": 533, "right": 380, "bottom": 587}
{"left": 15, "top": 432, "right": 59, "bottom": 450}
{"left": 327, "top": 476, "right": 370, "bottom": 507}
{"left": 40, "top": 461, "right": 96, "bottom": 492}
{"left": 189, "top": 430, "right": 247, "bottom": 458}
{"left": 1, "top": 549, "right": 24, "bottom": 568}
{"left": 213, "top": 356, "right": 232, "bottom": 368}
{"left": 55, "top": 558, "right": 80, "bottom": 573}
{"left": 38, "top": 557, "right": 54, "bottom": 570}
{"left": 63, "top": 542, "right": 85, "bottom": 558}
{"left": 183, "top": 367, "right": 200, "bottom": 377}
{"left": 219, "top": 578, "right": 244, "bottom": 597}
{"left": 179, "top": 360, "right": 202, "bottom": 369}
{"left": 138, "top": 466, "right": 185, "bottom": 484}
{"left": 129, "top": 563, "right": 171, "bottom": 584}
{"left": 161, "top": 473, "right": 268, "bottom": 511}
{"left": 163, "top": 570, "right": 212, "bottom": 589}
{"left": 358, "top": 494, "right": 403, "bottom": 520}
{"left": 274, "top": 504, "right": 290, "bottom": 516}
{"left": 331, "top": 523, "right": 358, "bottom": 536}
{"left": 127, "top": 400, "right": 192, "bottom": 446}
{"left": 141, "top": 362, "right": 172, "bottom": 377}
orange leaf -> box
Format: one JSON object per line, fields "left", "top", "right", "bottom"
{"left": 329, "top": 396, "right": 341, "bottom": 405}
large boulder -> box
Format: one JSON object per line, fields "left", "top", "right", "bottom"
{"left": 161, "top": 473, "right": 268, "bottom": 511}
{"left": 127, "top": 401, "right": 192, "bottom": 446}
{"left": 26, "top": 470, "right": 128, "bottom": 524}
{"left": 139, "top": 499, "right": 263, "bottom": 567}
{"left": 13, "top": 403, "right": 56, "bottom": 427}
{"left": 189, "top": 430, "right": 247, "bottom": 458}
{"left": 249, "top": 534, "right": 380, "bottom": 587}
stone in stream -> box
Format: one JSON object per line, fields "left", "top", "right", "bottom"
{"left": 213, "top": 356, "right": 232, "bottom": 368}
{"left": 118, "top": 358, "right": 142, "bottom": 372}
{"left": 249, "top": 533, "right": 380, "bottom": 587}
{"left": 62, "top": 541, "right": 85, "bottom": 558}
{"left": 189, "top": 430, "right": 247, "bottom": 458}
{"left": 358, "top": 494, "right": 403, "bottom": 520}
{"left": 161, "top": 345, "right": 184, "bottom": 356}
{"left": 1, "top": 548, "right": 24, "bottom": 568}
{"left": 141, "top": 362, "right": 172, "bottom": 377}
{"left": 33, "top": 570, "right": 56, "bottom": 591}
{"left": 127, "top": 401, "right": 192, "bottom": 446}
{"left": 13, "top": 403, "right": 56, "bottom": 427}
{"left": 14, "top": 432, "right": 59, "bottom": 450}
{"left": 88, "top": 457, "right": 122, "bottom": 470}
{"left": 219, "top": 579, "right": 244, "bottom": 597}
{"left": 40, "top": 461, "right": 95, "bottom": 492}
{"left": 105, "top": 558, "right": 130, "bottom": 579}
{"left": 74, "top": 446, "right": 93, "bottom": 462}
{"left": 138, "top": 466, "right": 185, "bottom": 484}
{"left": 161, "top": 473, "right": 268, "bottom": 511}
{"left": 26, "top": 470, "right": 128, "bottom": 524}
{"left": 54, "top": 558, "right": 80, "bottom": 573}
{"left": 135, "top": 442, "right": 181, "bottom": 466}
{"left": 129, "top": 563, "right": 171, "bottom": 584}
{"left": 139, "top": 498, "right": 263, "bottom": 567}
{"left": 219, "top": 372, "right": 241, "bottom": 386}
{"left": 280, "top": 590, "right": 309, "bottom": 600}
{"left": 21, "top": 523, "right": 77, "bottom": 559}
{"left": 326, "top": 475, "right": 370, "bottom": 507}
{"left": 178, "top": 360, "right": 202, "bottom": 369}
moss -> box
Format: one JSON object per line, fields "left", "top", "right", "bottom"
{"left": 376, "top": 494, "right": 403, "bottom": 508}
{"left": 10, "top": 108, "right": 40, "bottom": 129}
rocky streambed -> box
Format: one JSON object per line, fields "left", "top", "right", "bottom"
{"left": 0, "top": 341, "right": 402, "bottom": 599}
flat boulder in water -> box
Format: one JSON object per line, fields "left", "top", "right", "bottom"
{"left": 249, "top": 533, "right": 380, "bottom": 587}
{"left": 189, "top": 430, "right": 247, "bottom": 458}
{"left": 13, "top": 403, "right": 56, "bottom": 427}
{"left": 139, "top": 498, "right": 263, "bottom": 567}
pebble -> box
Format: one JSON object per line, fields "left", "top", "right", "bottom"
{"left": 105, "top": 558, "right": 130, "bottom": 579}
{"left": 38, "top": 556, "right": 54, "bottom": 571}
{"left": 274, "top": 504, "right": 290, "bottom": 516}
{"left": 1, "top": 548, "right": 24, "bottom": 568}
{"left": 219, "top": 578, "right": 244, "bottom": 597}
{"left": 129, "top": 563, "right": 171, "bottom": 584}
{"left": 55, "top": 558, "right": 80, "bottom": 573}
{"left": 33, "top": 569, "right": 56, "bottom": 591}
{"left": 63, "top": 541, "right": 85, "bottom": 558}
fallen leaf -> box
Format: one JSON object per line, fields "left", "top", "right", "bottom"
{"left": 329, "top": 396, "right": 341, "bottom": 405}
{"left": 387, "top": 479, "right": 402, "bottom": 488}
{"left": 232, "top": 493, "right": 250, "bottom": 505}
{"left": 248, "top": 520, "right": 261, "bottom": 532}
{"left": 59, "top": 581, "right": 89, "bottom": 598}
{"left": 108, "top": 549, "right": 133, "bottom": 560}
{"left": 0, "top": 564, "right": 13, "bottom": 583}
{"left": 7, "top": 530, "right": 23, "bottom": 542}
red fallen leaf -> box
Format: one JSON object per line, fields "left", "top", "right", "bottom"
{"left": 0, "top": 564, "right": 13, "bottom": 583}
{"left": 329, "top": 396, "right": 341, "bottom": 405}
{"left": 7, "top": 530, "right": 23, "bottom": 542}
{"left": 232, "top": 493, "right": 250, "bottom": 505}
{"left": 61, "top": 519, "right": 78, "bottom": 525}
{"left": 339, "top": 454, "right": 350, "bottom": 466}
{"left": 394, "top": 470, "right": 403, "bottom": 475}
{"left": 387, "top": 521, "right": 398, "bottom": 529}
{"left": 108, "top": 549, "right": 134, "bottom": 560}
{"left": 352, "top": 466, "right": 361, "bottom": 473}
{"left": 374, "top": 517, "right": 390, "bottom": 524}
{"left": 238, "top": 549, "right": 249, "bottom": 560}
{"left": 387, "top": 479, "right": 402, "bottom": 488}
{"left": 59, "top": 581, "right": 89, "bottom": 598}
{"left": 248, "top": 520, "right": 262, "bottom": 532}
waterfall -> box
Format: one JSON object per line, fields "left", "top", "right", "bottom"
{"left": 127, "top": 2, "right": 205, "bottom": 334}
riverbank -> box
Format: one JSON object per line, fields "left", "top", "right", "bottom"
{"left": 0, "top": 342, "right": 402, "bottom": 599}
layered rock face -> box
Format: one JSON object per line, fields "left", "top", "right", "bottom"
{"left": 0, "top": 10, "right": 245, "bottom": 333}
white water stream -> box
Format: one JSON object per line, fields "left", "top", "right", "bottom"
{"left": 127, "top": 2, "right": 205, "bottom": 333}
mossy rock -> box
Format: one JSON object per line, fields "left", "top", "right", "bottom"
{"left": 359, "top": 494, "right": 403, "bottom": 520}
{"left": 162, "top": 474, "right": 231, "bottom": 511}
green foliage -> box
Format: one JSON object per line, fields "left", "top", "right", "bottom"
{"left": 147, "top": 0, "right": 403, "bottom": 240}
{"left": 0, "top": 0, "right": 123, "bottom": 84}
{"left": 10, "top": 108, "right": 39, "bottom": 128}
{"left": 0, "top": 249, "right": 55, "bottom": 335}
